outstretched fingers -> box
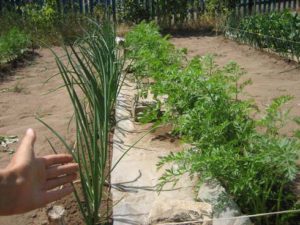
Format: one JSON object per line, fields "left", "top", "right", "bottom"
{"left": 46, "top": 163, "right": 79, "bottom": 179}
{"left": 43, "top": 154, "right": 74, "bottom": 167}
{"left": 43, "top": 185, "right": 74, "bottom": 205}
{"left": 12, "top": 129, "right": 36, "bottom": 164}
{"left": 44, "top": 173, "right": 77, "bottom": 190}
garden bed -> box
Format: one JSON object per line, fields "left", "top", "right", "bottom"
{"left": 124, "top": 22, "right": 300, "bottom": 225}
{"left": 172, "top": 34, "right": 300, "bottom": 224}
{"left": 0, "top": 27, "right": 300, "bottom": 225}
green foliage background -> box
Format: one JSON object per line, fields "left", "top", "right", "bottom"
{"left": 0, "top": 27, "right": 31, "bottom": 62}
{"left": 226, "top": 11, "right": 300, "bottom": 62}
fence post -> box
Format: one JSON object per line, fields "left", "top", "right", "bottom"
{"left": 243, "top": 0, "right": 247, "bottom": 15}
{"left": 237, "top": 0, "right": 241, "bottom": 16}
{"left": 248, "top": 0, "right": 254, "bottom": 14}
{"left": 89, "top": 0, "right": 93, "bottom": 14}
{"left": 112, "top": 0, "right": 116, "bottom": 22}
{"left": 267, "top": 0, "right": 272, "bottom": 12}
{"left": 145, "top": 0, "right": 150, "bottom": 21}
{"left": 283, "top": 0, "right": 287, "bottom": 9}
{"left": 56, "top": 0, "right": 61, "bottom": 14}
{"left": 79, "top": 0, "right": 83, "bottom": 13}
{"left": 156, "top": 0, "right": 159, "bottom": 24}
{"left": 61, "top": 0, "right": 66, "bottom": 14}
{"left": 272, "top": 0, "right": 277, "bottom": 11}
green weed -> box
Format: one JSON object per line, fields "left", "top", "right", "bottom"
{"left": 11, "top": 82, "right": 26, "bottom": 93}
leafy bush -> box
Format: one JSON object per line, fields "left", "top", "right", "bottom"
{"left": 155, "top": 0, "right": 190, "bottom": 26}
{"left": 0, "top": 27, "right": 31, "bottom": 62}
{"left": 118, "top": 0, "right": 210, "bottom": 27}
{"left": 20, "top": 0, "right": 58, "bottom": 29}
{"left": 117, "top": 0, "right": 150, "bottom": 24}
{"left": 126, "top": 22, "right": 300, "bottom": 225}
{"left": 226, "top": 11, "right": 300, "bottom": 62}
{"left": 0, "top": 0, "right": 88, "bottom": 46}
{"left": 205, "top": 0, "right": 238, "bottom": 14}
{"left": 19, "top": 0, "right": 59, "bottom": 44}
{"left": 118, "top": 0, "right": 238, "bottom": 27}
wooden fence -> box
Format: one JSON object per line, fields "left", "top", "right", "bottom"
{"left": 0, "top": 0, "right": 299, "bottom": 20}
{"left": 237, "top": 0, "right": 300, "bottom": 15}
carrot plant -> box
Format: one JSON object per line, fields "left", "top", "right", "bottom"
{"left": 39, "top": 20, "right": 124, "bottom": 225}
{"left": 125, "top": 21, "right": 185, "bottom": 98}
{"left": 126, "top": 22, "right": 300, "bottom": 225}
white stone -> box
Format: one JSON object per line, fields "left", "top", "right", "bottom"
{"left": 147, "top": 199, "right": 212, "bottom": 225}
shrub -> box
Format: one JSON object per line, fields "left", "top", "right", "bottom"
{"left": 0, "top": 27, "right": 31, "bottom": 63}
{"left": 117, "top": 0, "right": 150, "bottom": 24}
{"left": 226, "top": 11, "right": 300, "bottom": 62}
{"left": 0, "top": 0, "right": 89, "bottom": 46}
{"left": 20, "top": 0, "right": 58, "bottom": 30}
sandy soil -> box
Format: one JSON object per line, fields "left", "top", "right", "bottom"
{"left": 0, "top": 34, "right": 300, "bottom": 224}
{"left": 0, "top": 48, "right": 81, "bottom": 225}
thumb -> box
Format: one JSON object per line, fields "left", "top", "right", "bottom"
{"left": 14, "top": 128, "right": 37, "bottom": 162}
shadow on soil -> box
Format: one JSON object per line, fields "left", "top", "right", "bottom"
{"left": 162, "top": 27, "right": 219, "bottom": 38}
{"left": 0, "top": 51, "right": 40, "bottom": 82}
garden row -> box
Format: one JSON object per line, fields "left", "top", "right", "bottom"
{"left": 125, "top": 22, "right": 300, "bottom": 225}
{"left": 226, "top": 10, "right": 300, "bottom": 62}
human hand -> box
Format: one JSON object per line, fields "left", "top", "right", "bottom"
{"left": 0, "top": 128, "right": 78, "bottom": 215}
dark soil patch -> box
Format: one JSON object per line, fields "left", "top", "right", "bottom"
{"left": 0, "top": 51, "right": 40, "bottom": 82}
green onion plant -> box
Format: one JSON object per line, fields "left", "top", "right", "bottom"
{"left": 39, "top": 19, "right": 124, "bottom": 225}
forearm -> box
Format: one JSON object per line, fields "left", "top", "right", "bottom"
{"left": 0, "top": 168, "right": 17, "bottom": 215}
